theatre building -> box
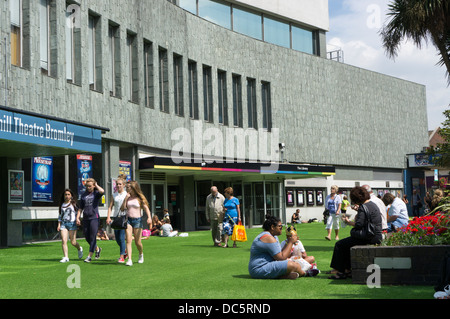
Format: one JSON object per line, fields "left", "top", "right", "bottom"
{"left": 0, "top": 0, "right": 428, "bottom": 246}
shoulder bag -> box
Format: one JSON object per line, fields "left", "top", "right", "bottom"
{"left": 350, "top": 204, "right": 375, "bottom": 240}
{"left": 111, "top": 210, "right": 128, "bottom": 229}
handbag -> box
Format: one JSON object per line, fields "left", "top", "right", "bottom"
{"left": 111, "top": 210, "right": 128, "bottom": 229}
{"left": 350, "top": 204, "right": 375, "bottom": 240}
{"left": 231, "top": 221, "right": 247, "bottom": 242}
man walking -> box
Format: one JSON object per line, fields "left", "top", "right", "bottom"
{"left": 206, "top": 186, "right": 225, "bottom": 247}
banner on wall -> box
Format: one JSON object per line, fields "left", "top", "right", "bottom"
{"left": 119, "top": 160, "right": 132, "bottom": 181}
{"left": 32, "top": 157, "right": 53, "bottom": 202}
{"left": 77, "top": 154, "right": 93, "bottom": 198}
{"left": 9, "top": 170, "right": 24, "bottom": 203}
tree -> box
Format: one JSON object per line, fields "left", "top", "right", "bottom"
{"left": 428, "top": 108, "right": 450, "bottom": 168}
{"left": 380, "top": 0, "right": 450, "bottom": 84}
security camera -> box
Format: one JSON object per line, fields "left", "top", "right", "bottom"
{"left": 279, "top": 143, "right": 285, "bottom": 149}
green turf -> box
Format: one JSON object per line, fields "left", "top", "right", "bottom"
{"left": 0, "top": 223, "right": 435, "bottom": 299}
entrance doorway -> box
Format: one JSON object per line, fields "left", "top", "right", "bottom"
{"left": 141, "top": 182, "right": 167, "bottom": 227}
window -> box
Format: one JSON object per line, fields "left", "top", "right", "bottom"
{"left": 127, "top": 31, "right": 138, "bottom": 102}
{"left": 188, "top": 60, "right": 199, "bottom": 119}
{"left": 179, "top": 0, "right": 197, "bottom": 15}
{"left": 173, "top": 54, "right": 184, "bottom": 116}
{"left": 261, "top": 81, "right": 272, "bottom": 131}
{"left": 143, "top": 40, "right": 154, "bottom": 108}
{"left": 232, "top": 6, "right": 262, "bottom": 40}
{"left": 65, "top": 1, "right": 81, "bottom": 84}
{"left": 159, "top": 47, "right": 169, "bottom": 113}
{"left": 10, "top": 0, "right": 29, "bottom": 67}
{"left": 232, "top": 74, "right": 242, "bottom": 128}
{"left": 108, "top": 22, "right": 121, "bottom": 97}
{"left": 89, "top": 13, "right": 102, "bottom": 91}
{"left": 40, "top": 0, "right": 57, "bottom": 77}
{"left": 217, "top": 70, "right": 228, "bottom": 125}
{"left": 203, "top": 65, "right": 213, "bottom": 123}
{"left": 292, "top": 25, "right": 315, "bottom": 55}
{"left": 198, "top": 0, "right": 231, "bottom": 29}
{"left": 263, "top": 16, "right": 290, "bottom": 48}
{"left": 247, "top": 78, "right": 257, "bottom": 129}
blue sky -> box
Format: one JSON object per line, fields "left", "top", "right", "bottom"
{"left": 326, "top": 0, "right": 449, "bottom": 131}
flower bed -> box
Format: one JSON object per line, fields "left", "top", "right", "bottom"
{"left": 383, "top": 211, "right": 450, "bottom": 246}
{"left": 351, "top": 211, "right": 450, "bottom": 285}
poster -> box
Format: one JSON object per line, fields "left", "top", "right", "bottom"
{"left": 119, "top": 160, "right": 132, "bottom": 181}
{"left": 307, "top": 190, "right": 314, "bottom": 206}
{"left": 77, "top": 154, "right": 93, "bottom": 198}
{"left": 296, "top": 190, "right": 304, "bottom": 206}
{"left": 316, "top": 190, "right": 324, "bottom": 205}
{"left": 286, "top": 189, "right": 294, "bottom": 207}
{"left": 8, "top": 170, "right": 24, "bottom": 203}
{"left": 32, "top": 157, "right": 53, "bottom": 202}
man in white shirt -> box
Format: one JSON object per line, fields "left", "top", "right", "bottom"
{"left": 206, "top": 186, "right": 225, "bottom": 246}
{"left": 362, "top": 185, "right": 388, "bottom": 231}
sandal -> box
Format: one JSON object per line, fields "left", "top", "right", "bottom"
{"left": 328, "top": 272, "right": 348, "bottom": 280}
{"left": 325, "top": 236, "right": 331, "bottom": 241}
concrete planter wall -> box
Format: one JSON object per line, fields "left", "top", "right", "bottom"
{"left": 351, "top": 245, "right": 450, "bottom": 285}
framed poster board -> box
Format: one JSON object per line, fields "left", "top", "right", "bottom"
{"left": 316, "top": 190, "right": 324, "bottom": 205}
{"left": 307, "top": 190, "right": 314, "bottom": 206}
{"left": 9, "top": 170, "right": 24, "bottom": 203}
{"left": 286, "top": 189, "right": 295, "bottom": 207}
{"left": 296, "top": 190, "right": 304, "bottom": 206}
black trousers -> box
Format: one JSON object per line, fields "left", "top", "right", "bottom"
{"left": 83, "top": 218, "right": 99, "bottom": 253}
{"left": 330, "top": 236, "right": 369, "bottom": 273}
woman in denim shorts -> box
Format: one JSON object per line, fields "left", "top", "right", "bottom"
{"left": 57, "top": 189, "right": 83, "bottom": 263}
{"left": 121, "top": 181, "right": 152, "bottom": 266}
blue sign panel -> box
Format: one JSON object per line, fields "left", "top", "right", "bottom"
{"left": 32, "top": 156, "right": 53, "bottom": 202}
{"left": 0, "top": 108, "right": 102, "bottom": 153}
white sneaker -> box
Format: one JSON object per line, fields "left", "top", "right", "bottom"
{"left": 84, "top": 257, "right": 92, "bottom": 263}
{"left": 78, "top": 247, "right": 83, "bottom": 259}
{"left": 60, "top": 257, "right": 69, "bottom": 263}
{"left": 138, "top": 254, "right": 144, "bottom": 264}
{"left": 126, "top": 259, "right": 133, "bottom": 266}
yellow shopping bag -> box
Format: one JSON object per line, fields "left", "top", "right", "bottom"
{"left": 231, "top": 222, "right": 247, "bottom": 242}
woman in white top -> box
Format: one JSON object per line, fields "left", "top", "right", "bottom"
{"left": 107, "top": 177, "right": 128, "bottom": 263}
{"left": 57, "top": 189, "right": 83, "bottom": 263}
{"left": 325, "top": 185, "right": 342, "bottom": 241}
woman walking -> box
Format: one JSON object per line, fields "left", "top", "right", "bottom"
{"left": 76, "top": 178, "right": 104, "bottom": 263}
{"left": 121, "top": 181, "right": 152, "bottom": 266}
{"left": 106, "top": 176, "right": 128, "bottom": 263}
{"left": 221, "top": 187, "right": 241, "bottom": 248}
{"left": 325, "top": 185, "right": 342, "bottom": 241}
{"left": 57, "top": 189, "right": 83, "bottom": 262}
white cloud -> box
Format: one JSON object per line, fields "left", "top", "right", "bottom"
{"left": 327, "top": 0, "right": 449, "bottom": 130}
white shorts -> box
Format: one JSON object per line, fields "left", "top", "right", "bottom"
{"left": 325, "top": 214, "right": 340, "bottom": 230}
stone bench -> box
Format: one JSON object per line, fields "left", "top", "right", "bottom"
{"left": 350, "top": 245, "right": 450, "bottom": 285}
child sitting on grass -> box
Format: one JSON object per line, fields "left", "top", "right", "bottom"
{"left": 280, "top": 226, "right": 318, "bottom": 272}
{"left": 160, "top": 217, "right": 178, "bottom": 237}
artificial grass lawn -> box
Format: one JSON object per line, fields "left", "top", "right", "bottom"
{"left": 0, "top": 223, "right": 434, "bottom": 299}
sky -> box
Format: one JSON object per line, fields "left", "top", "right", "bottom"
{"left": 326, "top": 0, "right": 449, "bottom": 131}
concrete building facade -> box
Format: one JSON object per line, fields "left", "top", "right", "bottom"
{"left": 0, "top": 0, "right": 428, "bottom": 246}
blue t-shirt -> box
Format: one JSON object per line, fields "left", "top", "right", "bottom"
{"left": 248, "top": 232, "right": 288, "bottom": 279}
{"left": 224, "top": 197, "right": 240, "bottom": 219}
{"left": 326, "top": 194, "right": 342, "bottom": 214}
{"left": 79, "top": 189, "right": 102, "bottom": 220}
